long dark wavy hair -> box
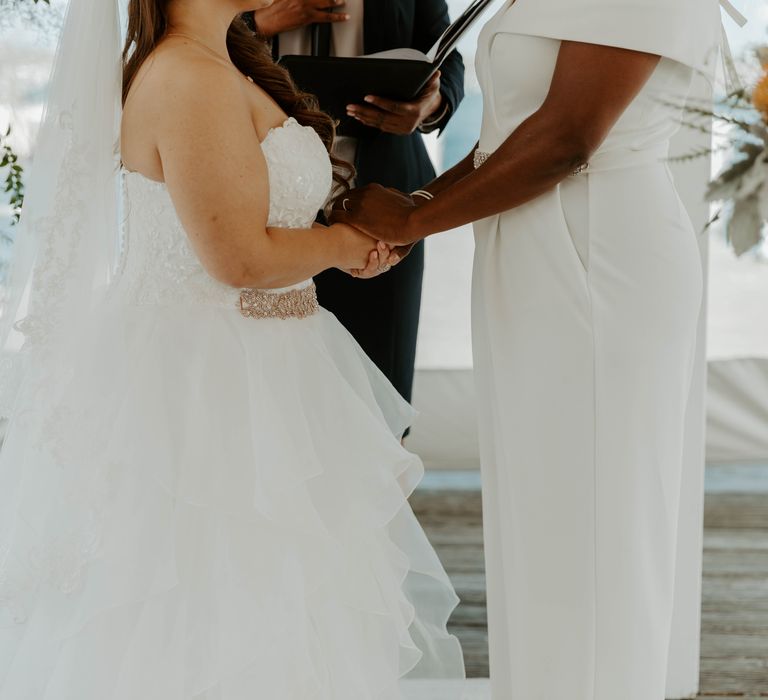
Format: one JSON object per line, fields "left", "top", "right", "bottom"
{"left": 122, "top": 2, "right": 352, "bottom": 190}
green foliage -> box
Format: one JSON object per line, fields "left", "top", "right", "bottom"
{"left": 658, "top": 90, "right": 761, "bottom": 142}
{"left": 667, "top": 143, "right": 732, "bottom": 164}
{"left": 1, "top": 126, "right": 25, "bottom": 225}
{"left": 659, "top": 74, "right": 768, "bottom": 256}
{"left": 1, "top": 0, "right": 52, "bottom": 225}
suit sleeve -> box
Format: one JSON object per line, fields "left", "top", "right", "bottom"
{"left": 412, "top": 0, "right": 465, "bottom": 134}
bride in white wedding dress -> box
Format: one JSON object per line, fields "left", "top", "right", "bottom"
{"left": 0, "top": 0, "right": 464, "bottom": 698}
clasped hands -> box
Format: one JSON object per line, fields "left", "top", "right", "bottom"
{"left": 329, "top": 184, "right": 425, "bottom": 279}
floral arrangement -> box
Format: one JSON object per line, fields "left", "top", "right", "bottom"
{"left": 703, "top": 47, "right": 768, "bottom": 256}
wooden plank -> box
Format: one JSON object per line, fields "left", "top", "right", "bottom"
{"left": 704, "top": 493, "right": 768, "bottom": 529}
{"left": 700, "top": 632, "right": 768, "bottom": 657}
{"left": 695, "top": 696, "right": 768, "bottom": 699}
{"left": 705, "top": 529, "right": 768, "bottom": 551}
{"left": 701, "top": 611, "right": 768, "bottom": 634}
{"left": 699, "top": 656, "right": 768, "bottom": 694}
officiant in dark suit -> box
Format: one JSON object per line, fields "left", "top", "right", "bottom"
{"left": 249, "top": 0, "right": 465, "bottom": 407}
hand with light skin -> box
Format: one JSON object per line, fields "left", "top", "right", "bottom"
{"left": 318, "top": 221, "right": 399, "bottom": 279}
{"left": 120, "top": 31, "right": 399, "bottom": 290}
{"left": 252, "top": 0, "right": 350, "bottom": 39}
{"left": 346, "top": 72, "right": 444, "bottom": 136}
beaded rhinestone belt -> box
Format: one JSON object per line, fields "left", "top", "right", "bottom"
{"left": 238, "top": 282, "right": 319, "bottom": 320}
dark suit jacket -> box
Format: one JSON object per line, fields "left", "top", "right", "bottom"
{"left": 264, "top": 1, "right": 465, "bottom": 406}
{"left": 267, "top": 0, "right": 465, "bottom": 193}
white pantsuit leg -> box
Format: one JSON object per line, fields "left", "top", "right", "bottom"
{"left": 473, "top": 165, "right": 703, "bottom": 699}
{"left": 470, "top": 2, "right": 721, "bottom": 695}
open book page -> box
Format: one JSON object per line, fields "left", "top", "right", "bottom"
{"left": 428, "top": 0, "right": 496, "bottom": 63}
{"left": 362, "top": 0, "right": 495, "bottom": 64}
{"left": 364, "top": 48, "right": 429, "bottom": 61}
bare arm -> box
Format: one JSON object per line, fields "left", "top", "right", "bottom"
{"left": 420, "top": 143, "right": 477, "bottom": 197}
{"left": 153, "top": 61, "right": 380, "bottom": 288}
{"left": 331, "top": 42, "right": 661, "bottom": 245}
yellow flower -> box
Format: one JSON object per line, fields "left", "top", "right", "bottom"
{"left": 753, "top": 70, "right": 768, "bottom": 120}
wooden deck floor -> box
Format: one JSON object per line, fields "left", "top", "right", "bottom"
{"left": 410, "top": 485, "right": 768, "bottom": 698}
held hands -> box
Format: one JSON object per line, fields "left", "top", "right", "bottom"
{"left": 328, "top": 223, "right": 403, "bottom": 279}
{"left": 253, "top": 0, "right": 350, "bottom": 38}
{"left": 330, "top": 185, "right": 423, "bottom": 247}
{"left": 346, "top": 73, "right": 444, "bottom": 135}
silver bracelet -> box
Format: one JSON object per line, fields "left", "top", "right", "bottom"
{"left": 411, "top": 189, "right": 435, "bottom": 201}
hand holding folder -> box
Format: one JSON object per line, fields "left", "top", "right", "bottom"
{"left": 345, "top": 71, "right": 444, "bottom": 136}
{"left": 278, "top": 0, "right": 494, "bottom": 135}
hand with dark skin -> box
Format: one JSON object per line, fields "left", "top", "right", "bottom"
{"left": 330, "top": 41, "right": 662, "bottom": 252}
{"left": 253, "top": 0, "right": 350, "bottom": 39}
{"left": 346, "top": 72, "right": 445, "bottom": 136}
{"left": 253, "top": 1, "right": 446, "bottom": 138}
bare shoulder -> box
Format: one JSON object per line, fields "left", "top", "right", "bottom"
{"left": 126, "top": 45, "right": 249, "bottom": 126}
{"left": 121, "top": 44, "right": 253, "bottom": 174}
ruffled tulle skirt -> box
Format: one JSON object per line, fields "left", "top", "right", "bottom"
{"left": 0, "top": 300, "right": 464, "bottom": 699}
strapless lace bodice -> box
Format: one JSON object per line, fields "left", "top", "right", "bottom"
{"left": 117, "top": 118, "right": 333, "bottom": 307}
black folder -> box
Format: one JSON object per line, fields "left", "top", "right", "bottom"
{"left": 278, "top": 0, "right": 495, "bottom": 136}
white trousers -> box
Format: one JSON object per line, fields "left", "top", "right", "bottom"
{"left": 471, "top": 164, "right": 702, "bottom": 700}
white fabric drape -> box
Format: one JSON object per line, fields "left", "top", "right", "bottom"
{"left": 408, "top": 363, "right": 768, "bottom": 467}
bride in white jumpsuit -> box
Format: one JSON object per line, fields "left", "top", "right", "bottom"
{"left": 333, "top": 0, "right": 723, "bottom": 697}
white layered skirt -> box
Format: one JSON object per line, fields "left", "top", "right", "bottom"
{"left": 0, "top": 299, "right": 464, "bottom": 699}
